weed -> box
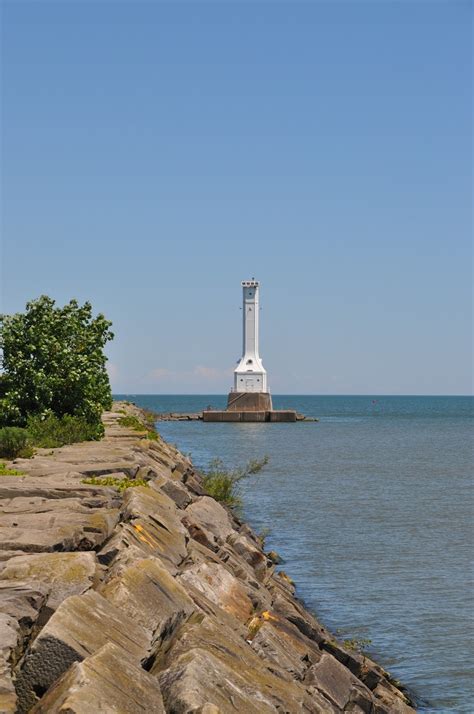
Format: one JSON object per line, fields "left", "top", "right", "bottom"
{"left": 343, "top": 637, "right": 372, "bottom": 653}
{"left": 118, "top": 415, "right": 160, "bottom": 441}
{"left": 257, "top": 526, "right": 271, "bottom": 549}
{"left": 0, "top": 462, "right": 25, "bottom": 476}
{"left": 202, "top": 456, "right": 269, "bottom": 510}
{"left": 81, "top": 476, "right": 149, "bottom": 493}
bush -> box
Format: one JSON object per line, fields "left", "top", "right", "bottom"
{"left": 27, "top": 414, "right": 104, "bottom": 448}
{"left": 117, "top": 415, "right": 146, "bottom": 430}
{"left": 0, "top": 427, "right": 29, "bottom": 458}
{"left": 117, "top": 414, "right": 160, "bottom": 441}
{"left": 0, "top": 295, "right": 113, "bottom": 428}
{"left": 202, "top": 456, "right": 269, "bottom": 510}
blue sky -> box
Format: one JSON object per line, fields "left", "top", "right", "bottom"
{"left": 1, "top": 1, "right": 472, "bottom": 395}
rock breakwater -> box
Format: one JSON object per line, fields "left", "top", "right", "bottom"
{"left": 0, "top": 402, "right": 416, "bottom": 713}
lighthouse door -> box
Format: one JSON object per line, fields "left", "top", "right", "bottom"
{"left": 245, "top": 377, "right": 256, "bottom": 391}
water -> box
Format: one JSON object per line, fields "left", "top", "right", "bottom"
{"left": 116, "top": 394, "right": 473, "bottom": 713}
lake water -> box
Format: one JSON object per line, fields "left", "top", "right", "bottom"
{"left": 116, "top": 394, "right": 473, "bottom": 713}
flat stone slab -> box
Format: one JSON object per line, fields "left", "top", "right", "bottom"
{"left": 1, "top": 552, "right": 99, "bottom": 611}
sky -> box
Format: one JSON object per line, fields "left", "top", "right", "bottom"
{"left": 1, "top": 0, "right": 472, "bottom": 395}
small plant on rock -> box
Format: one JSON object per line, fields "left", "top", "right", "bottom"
{"left": 117, "top": 414, "right": 159, "bottom": 441}
{"left": 202, "top": 455, "right": 269, "bottom": 510}
{"left": 81, "top": 476, "right": 149, "bottom": 493}
{"left": 0, "top": 462, "right": 25, "bottom": 476}
{"left": 343, "top": 637, "right": 372, "bottom": 654}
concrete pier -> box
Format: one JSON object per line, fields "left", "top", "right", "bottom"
{"left": 203, "top": 409, "right": 297, "bottom": 422}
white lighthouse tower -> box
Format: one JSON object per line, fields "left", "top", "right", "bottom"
{"left": 227, "top": 279, "right": 272, "bottom": 412}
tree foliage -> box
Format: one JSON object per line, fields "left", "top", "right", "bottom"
{"left": 0, "top": 296, "right": 114, "bottom": 428}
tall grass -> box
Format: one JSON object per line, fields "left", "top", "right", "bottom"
{"left": 202, "top": 455, "right": 269, "bottom": 509}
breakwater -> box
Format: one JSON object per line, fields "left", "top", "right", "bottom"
{"left": 0, "top": 402, "right": 415, "bottom": 713}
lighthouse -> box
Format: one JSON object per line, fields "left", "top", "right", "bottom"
{"left": 227, "top": 279, "right": 273, "bottom": 412}
{"left": 203, "top": 279, "right": 297, "bottom": 420}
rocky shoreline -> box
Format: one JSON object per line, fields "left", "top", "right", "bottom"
{"left": 0, "top": 402, "right": 415, "bottom": 713}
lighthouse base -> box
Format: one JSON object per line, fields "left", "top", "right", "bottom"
{"left": 202, "top": 409, "right": 297, "bottom": 423}
{"left": 226, "top": 391, "right": 273, "bottom": 412}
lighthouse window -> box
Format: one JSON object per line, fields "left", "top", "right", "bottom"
{"left": 246, "top": 359, "right": 253, "bottom": 365}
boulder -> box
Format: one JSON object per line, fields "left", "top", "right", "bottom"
{"left": 271, "top": 588, "right": 328, "bottom": 645}
{"left": 184, "top": 497, "right": 235, "bottom": 544}
{"left": 0, "top": 507, "right": 119, "bottom": 553}
{"left": 119, "top": 486, "right": 188, "bottom": 569}
{"left": 0, "top": 552, "right": 99, "bottom": 612}
{"left": 305, "top": 653, "right": 376, "bottom": 712}
{"left": 226, "top": 531, "right": 269, "bottom": 581}
{"left": 0, "top": 614, "right": 19, "bottom": 713}
{"left": 100, "top": 557, "right": 195, "bottom": 636}
{"left": 372, "top": 682, "right": 417, "bottom": 713}
{"left": 158, "top": 648, "right": 279, "bottom": 714}
{"left": 14, "top": 590, "right": 149, "bottom": 713}
{"left": 178, "top": 562, "right": 254, "bottom": 623}
{"left": 0, "top": 583, "right": 48, "bottom": 714}
{"left": 249, "top": 610, "right": 323, "bottom": 679}
{"left": 160, "top": 479, "right": 193, "bottom": 510}
{"left": 31, "top": 642, "right": 165, "bottom": 713}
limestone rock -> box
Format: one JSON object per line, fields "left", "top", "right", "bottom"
{"left": 372, "top": 682, "right": 417, "bottom": 713}
{"left": 0, "top": 507, "right": 118, "bottom": 553}
{"left": 0, "top": 552, "right": 99, "bottom": 612}
{"left": 14, "top": 590, "right": 149, "bottom": 713}
{"left": 271, "top": 588, "right": 328, "bottom": 645}
{"left": 100, "top": 557, "right": 195, "bottom": 637}
{"left": 31, "top": 642, "right": 165, "bottom": 713}
{"left": 160, "top": 478, "right": 193, "bottom": 509}
{"left": 0, "top": 614, "right": 20, "bottom": 713}
{"left": 158, "top": 648, "right": 280, "bottom": 714}
{"left": 249, "top": 610, "right": 323, "bottom": 679}
{"left": 305, "top": 653, "right": 376, "bottom": 711}
{"left": 178, "top": 562, "right": 253, "bottom": 623}
{"left": 184, "top": 497, "right": 235, "bottom": 545}
{"left": 226, "top": 531, "right": 269, "bottom": 581}
{"left": 110, "top": 486, "right": 188, "bottom": 570}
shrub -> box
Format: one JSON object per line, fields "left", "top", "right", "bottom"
{"left": 27, "top": 414, "right": 104, "bottom": 448}
{"left": 0, "top": 295, "right": 113, "bottom": 428}
{"left": 0, "top": 427, "right": 29, "bottom": 458}
{"left": 202, "top": 456, "right": 269, "bottom": 510}
{"left": 117, "top": 415, "right": 146, "bottom": 430}
{"left": 118, "top": 414, "right": 159, "bottom": 441}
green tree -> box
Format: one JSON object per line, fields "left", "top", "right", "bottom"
{"left": 0, "top": 296, "right": 114, "bottom": 428}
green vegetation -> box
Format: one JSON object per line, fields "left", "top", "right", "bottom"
{"left": 0, "top": 296, "right": 113, "bottom": 433}
{"left": 81, "top": 476, "right": 149, "bottom": 492}
{"left": 117, "top": 414, "right": 160, "bottom": 441}
{"left": 0, "top": 462, "right": 25, "bottom": 476}
{"left": 27, "top": 414, "right": 103, "bottom": 448}
{"left": 0, "top": 426, "right": 30, "bottom": 458}
{"left": 202, "top": 455, "right": 269, "bottom": 510}
{"left": 343, "top": 637, "right": 372, "bottom": 653}
{"left": 257, "top": 526, "right": 271, "bottom": 549}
